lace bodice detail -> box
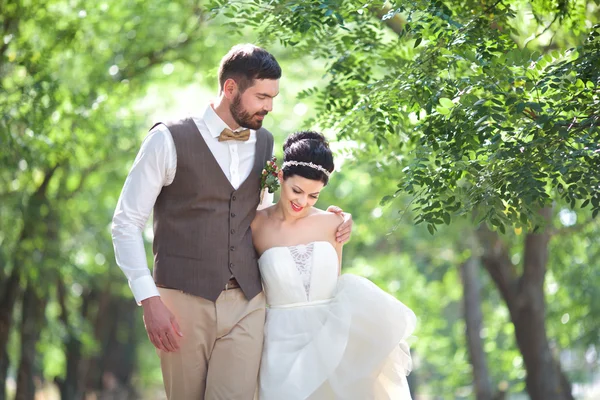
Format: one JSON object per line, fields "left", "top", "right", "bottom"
{"left": 289, "top": 243, "right": 315, "bottom": 298}
{"left": 258, "top": 241, "right": 339, "bottom": 306}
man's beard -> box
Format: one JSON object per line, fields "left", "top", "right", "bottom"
{"left": 230, "top": 94, "right": 267, "bottom": 130}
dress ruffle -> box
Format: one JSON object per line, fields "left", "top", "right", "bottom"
{"left": 258, "top": 274, "right": 416, "bottom": 400}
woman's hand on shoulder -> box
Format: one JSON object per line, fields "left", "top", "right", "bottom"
{"left": 326, "top": 205, "right": 352, "bottom": 244}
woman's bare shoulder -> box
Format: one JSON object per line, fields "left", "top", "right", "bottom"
{"left": 253, "top": 205, "right": 277, "bottom": 226}
{"left": 252, "top": 208, "right": 271, "bottom": 238}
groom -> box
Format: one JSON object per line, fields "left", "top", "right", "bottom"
{"left": 111, "top": 44, "right": 352, "bottom": 399}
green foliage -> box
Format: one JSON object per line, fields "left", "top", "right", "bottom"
{"left": 2, "top": 0, "right": 599, "bottom": 397}
{"left": 207, "top": 0, "right": 600, "bottom": 396}
{"left": 208, "top": 0, "right": 600, "bottom": 233}
{"left": 1, "top": 0, "right": 222, "bottom": 391}
{"left": 546, "top": 211, "right": 600, "bottom": 350}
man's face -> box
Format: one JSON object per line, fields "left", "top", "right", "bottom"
{"left": 230, "top": 79, "right": 279, "bottom": 130}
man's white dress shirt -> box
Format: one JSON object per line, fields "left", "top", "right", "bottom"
{"left": 111, "top": 104, "right": 274, "bottom": 304}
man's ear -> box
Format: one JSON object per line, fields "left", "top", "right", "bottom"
{"left": 222, "top": 78, "right": 238, "bottom": 100}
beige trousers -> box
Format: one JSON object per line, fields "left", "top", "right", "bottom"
{"left": 157, "top": 287, "right": 266, "bottom": 400}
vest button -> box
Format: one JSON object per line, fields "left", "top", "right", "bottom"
{"left": 231, "top": 213, "right": 236, "bottom": 218}
{"left": 230, "top": 262, "right": 235, "bottom": 268}
{"left": 232, "top": 196, "right": 237, "bottom": 201}
{"left": 230, "top": 229, "right": 235, "bottom": 234}
{"left": 230, "top": 246, "right": 235, "bottom": 251}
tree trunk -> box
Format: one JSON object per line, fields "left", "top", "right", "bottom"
{"left": 0, "top": 347, "right": 8, "bottom": 400}
{"left": 0, "top": 252, "right": 7, "bottom": 400}
{"left": 56, "top": 280, "right": 87, "bottom": 400}
{"left": 478, "top": 208, "right": 573, "bottom": 400}
{"left": 0, "top": 166, "right": 58, "bottom": 398}
{"left": 85, "top": 295, "right": 138, "bottom": 392}
{"left": 14, "top": 284, "right": 47, "bottom": 400}
{"left": 512, "top": 226, "right": 573, "bottom": 400}
{"left": 0, "top": 266, "right": 22, "bottom": 399}
{"left": 60, "top": 338, "right": 84, "bottom": 400}
{"left": 460, "top": 255, "right": 494, "bottom": 400}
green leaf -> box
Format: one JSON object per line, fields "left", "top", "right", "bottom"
{"left": 380, "top": 195, "right": 393, "bottom": 206}
{"left": 437, "top": 106, "right": 450, "bottom": 115}
{"left": 475, "top": 115, "right": 489, "bottom": 126}
{"left": 439, "top": 97, "right": 454, "bottom": 108}
{"left": 442, "top": 212, "right": 451, "bottom": 225}
{"left": 581, "top": 199, "right": 590, "bottom": 208}
{"left": 498, "top": 222, "right": 506, "bottom": 234}
{"left": 427, "top": 223, "right": 435, "bottom": 235}
{"left": 520, "top": 213, "right": 527, "bottom": 225}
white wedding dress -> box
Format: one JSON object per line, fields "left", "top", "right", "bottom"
{"left": 257, "top": 241, "right": 416, "bottom": 400}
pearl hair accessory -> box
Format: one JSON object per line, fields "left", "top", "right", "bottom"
{"left": 282, "top": 161, "right": 331, "bottom": 177}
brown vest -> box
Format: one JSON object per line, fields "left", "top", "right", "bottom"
{"left": 151, "top": 118, "right": 273, "bottom": 302}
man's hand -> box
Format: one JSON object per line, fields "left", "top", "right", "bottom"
{"left": 327, "top": 205, "right": 353, "bottom": 244}
{"left": 141, "top": 296, "right": 183, "bottom": 352}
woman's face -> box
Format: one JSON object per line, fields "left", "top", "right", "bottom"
{"left": 278, "top": 171, "right": 325, "bottom": 217}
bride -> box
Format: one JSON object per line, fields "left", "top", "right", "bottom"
{"left": 251, "top": 131, "right": 417, "bottom": 400}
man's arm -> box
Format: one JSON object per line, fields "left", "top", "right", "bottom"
{"left": 111, "top": 125, "right": 182, "bottom": 352}
{"left": 111, "top": 126, "right": 172, "bottom": 303}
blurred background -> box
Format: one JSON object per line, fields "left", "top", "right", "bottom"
{"left": 1, "top": 0, "right": 599, "bottom": 399}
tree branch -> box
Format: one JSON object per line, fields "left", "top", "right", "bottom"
{"left": 59, "top": 160, "right": 109, "bottom": 201}
{"left": 520, "top": 207, "right": 552, "bottom": 289}
{"left": 460, "top": 253, "right": 494, "bottom": 400}
{"left": 120, "top": 5, "right": 205, "bottom": 80}
{"left": 484, "top": 0, "right": 504, "bottom": 14}
{"left": 372, "top": 4, "right": 406, "bottom": 36}
{"left": 535, "top": 13, "right": 560, "bottom": 40}
{"left": 0, "top": 9, "right": 20, "bottom": 61}
{"left": 477, "top": 224, "right": 519, "bottom": 308}
{"left": 551, "top": 217, "right": 598, "bottom": 236}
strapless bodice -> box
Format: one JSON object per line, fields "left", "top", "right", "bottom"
{"left": 258, "top": 241, "right": 339, "bottom": 307}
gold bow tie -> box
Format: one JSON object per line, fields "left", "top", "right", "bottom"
{"left": 218, "top": 128, "right": 250, "bottom": 142}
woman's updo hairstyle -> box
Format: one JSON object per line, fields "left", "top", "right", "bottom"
{"left": 282, "top": 131, "right": 334, "bottom": 185}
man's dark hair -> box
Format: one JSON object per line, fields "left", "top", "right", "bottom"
{"left": 218, "top": 44, "right": 282, "bottom": 93}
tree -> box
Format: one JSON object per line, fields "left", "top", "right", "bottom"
{"left": 0, "top": 0, "right": 211, "bottom": 397}
{"left": 2, "top": 0, "right": 598, "bottom": 397}
{"left": 208, "top": 1, "right": 600, "bottom": 399}
{"left": 2, "top": 1, "right": 352, "bottom": 396}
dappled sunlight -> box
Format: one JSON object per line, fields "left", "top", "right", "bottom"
{"left": 1, "top": 0, "right": 599, "bottom": 399}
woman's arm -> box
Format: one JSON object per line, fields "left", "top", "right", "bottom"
{"left": 318, "top": 210, "right": 346, "bottom": 274}
{"left": 335, "top": 240, "right": 343, "bottom": 275}
{"left": 251, "top": 209, "right": 267, "bottom": 253}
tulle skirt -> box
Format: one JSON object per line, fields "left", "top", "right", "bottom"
{"left": 258, "top": 274, "right": 416, "bottom": 400}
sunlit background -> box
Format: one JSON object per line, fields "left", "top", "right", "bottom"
{"left": 1, "top": 0, "right": 599, "bottom": 399}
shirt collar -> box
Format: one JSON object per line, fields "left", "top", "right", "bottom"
{"left": 202, "top": 104, "right": 255, "bottom": 139}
